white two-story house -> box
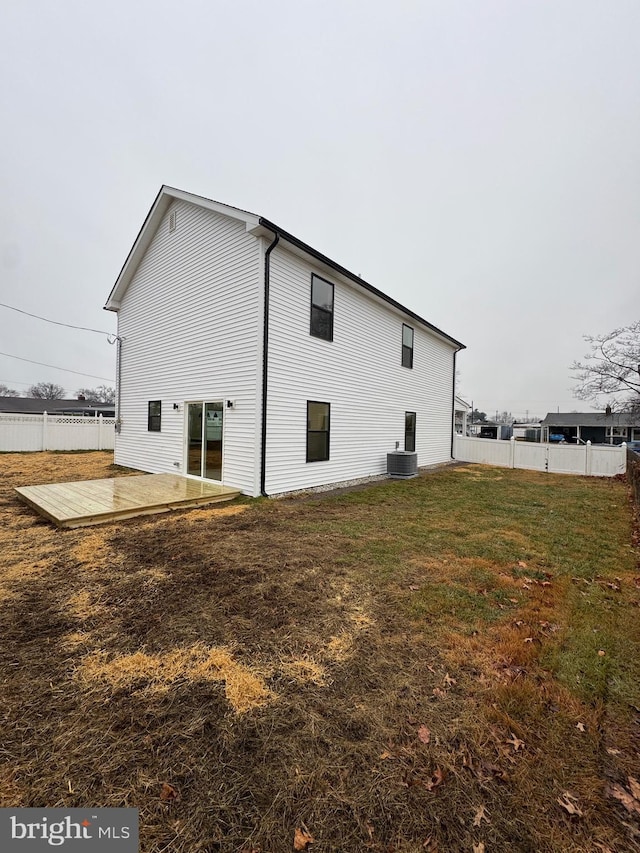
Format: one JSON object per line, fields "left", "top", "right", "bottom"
{"left": 104, "top": 186, "right": 465, "bottom": 497}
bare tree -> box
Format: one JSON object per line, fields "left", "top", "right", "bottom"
{"left": 572, "top": 321, "right": 640, "bottom": 411}
{"left": 28, "top": 382, "right": 66, "bottom": 400}
{"left": 75, "top": 385, "right": 115, "bottom": 404}
{"left": 0, "top": 384, "right": 20, "bottom": 397}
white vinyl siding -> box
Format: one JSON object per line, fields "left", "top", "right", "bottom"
{"left": 114, "top": 199, "right": 261, "bottom": 494}
{"left": 264, "top": 246, "right": 456, "bottom": 494}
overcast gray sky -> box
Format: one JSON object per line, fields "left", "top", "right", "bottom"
{"left": 1, "top": 0, "right": 638, "bottom": 418}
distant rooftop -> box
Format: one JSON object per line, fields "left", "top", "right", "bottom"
{"left": 541, "top": 412, "right": 640, "bottom": 427}
{"left": 0, "top": 397, "right": 114, "bottom": 415}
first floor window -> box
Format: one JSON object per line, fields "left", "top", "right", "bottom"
{"left": 307, "top": 401, "right": 330, "bottom": 462}
{"left": 402, "top": 324, "right": 414, "bottom": 368}
{"left": 148, "top": 400, "right": 161, "bottom": 432}
{"left": 405, "top": 411, "right": 416, "bottom": 452}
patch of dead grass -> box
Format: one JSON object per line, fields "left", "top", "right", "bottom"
{"left": 76, "top": 643, "right": 272, "bottom": 713}
{"left": 66, "top": 589, "right": 108, "bottom": 621}
{"left": 182, "top": 503, "right": 248, "bottom": 523}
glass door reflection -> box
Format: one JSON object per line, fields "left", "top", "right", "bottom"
{"left": 186, "top": 401, "right": 223, "bottom": 480}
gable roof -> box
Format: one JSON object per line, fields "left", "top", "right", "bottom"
{"left": 104, "top": 185, "right": 465, "bottom": 351}
{"left": 541, "top": 412, "right": 640, "bottom": 427}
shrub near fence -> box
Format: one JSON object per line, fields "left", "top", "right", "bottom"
{"left": 0, "top": 413, "right": 116, "bottom": 452}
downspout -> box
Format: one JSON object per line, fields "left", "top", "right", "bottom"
{"left": 116, "top": 336, "right": 123, "bottom": 432}
{"left": 108, "top": 333, "right": 123, "bottom": 434}
{"left": 450, "top": 348, "right": 459, "bottom": 459}
{"left": 260, "top": 231, "right": 280, "bottom": 496}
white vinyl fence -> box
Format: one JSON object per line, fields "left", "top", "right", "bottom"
{"left": 0, "top": 413, "right": 116, "bottom": 452}
{"left": 454, "top": 435, "right": 626, "bottom": 477}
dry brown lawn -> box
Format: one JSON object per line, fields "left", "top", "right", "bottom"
{"left": 1, "top": 451, "right": 639, "bottom": 852}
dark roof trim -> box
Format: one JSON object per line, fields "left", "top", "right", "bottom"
{"left": 104, "top": 186, "right": 165, "bottom": 310}
{"left": 258, "top": 218, "right": 465, "bottom": 351}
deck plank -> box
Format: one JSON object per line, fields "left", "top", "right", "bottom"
{"left": 15, "top": 474, "right": 240, "bottom": 528}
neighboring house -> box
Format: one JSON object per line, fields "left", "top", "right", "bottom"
{"left": 454, "top": 396, "right": 470, "bottom": 435}
{"left": 104, "top": 186, "right": 465, "bottom": 497}
{"left": 0, "top": 397, "right": 115, "bottom": 417}
{"left": 541, "top": 412, "right": 640, "bottom": 445}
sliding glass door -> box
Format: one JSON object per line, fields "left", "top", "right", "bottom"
{"left": 186, "top": 401, "right": 223, "bottom": 480}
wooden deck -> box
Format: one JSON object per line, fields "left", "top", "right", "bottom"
{"left": 15, "top": 473, "right": 241, "bottom": 528}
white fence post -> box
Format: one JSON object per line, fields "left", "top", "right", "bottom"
{"left": 509, "top": 435, "right": 515, "bottom": 468}
{"left": 98, "top": 414, "right": 103, "bottom": 450}
{"left": 42, "top": 411, "right": 48, "bottom": 451}
{"left": 585, "top": 440, "right": 592, "bottom": 476}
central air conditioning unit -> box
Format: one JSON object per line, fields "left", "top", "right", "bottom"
{"left": 387, "top": 450, "right": 418, "bottom": 478}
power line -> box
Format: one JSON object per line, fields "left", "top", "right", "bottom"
{"left": 0, "top": 302, "right": 113, "bottom": 336}
{"left": 0, "top": 352, "right": 113, "bottom": 382}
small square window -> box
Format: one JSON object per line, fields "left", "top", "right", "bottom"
{"left": 148, "top": 400, "right": 161, "bottom": 432}
{"left": 307, "top": 401, "right": 330, "bottom": 462}
{"left": 402, "top": 324, "right": 414, "bottom": 369}
{"left": 310, "top": 275, "right": 334, "bottom": 341}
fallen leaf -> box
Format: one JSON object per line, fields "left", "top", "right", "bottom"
{"left": 607, "top": 783, "right": 640, "bottom": 815}
{"left": 160, "top": 782, "right": 180, "bottom": 802}
{"left": 524, "top": 637, "right": 534, "bottom": 643}
{"left": 473, "top": 843, "right": 485, "bottom": 853}
{"left": 606, "top": 747, "right": 621, "bottom": 756}
{"left": 598, "top": 650, "right": 606, "bottom": 657}
{"left": 628, "top": 777, "right": 640, "bottom": 800}
{"left": 432, "top": 687, "right": 447, "bottom": 699}
{"left": 409, "top": 585, "right": 420, "bottom": 591}
{"left": 507, "top": 733, "right": 524, "bottom": 751}
{"left": 379, "top": 750, "right": 393, "bottom": 760}
{"left": 444, "top": 673, "right": 457, "bottom": 687}
{"left": 424, "top": 767, "right": 444, "bottom": 791}
{"left": 508, "top": 598, "right": 518, "bottom": 604}
{"left": 518, "top": 561, "right": 527, "bottom": 568}
{"left": 576, "top": 722, "right": 586, "bottom": 732}
{"left": 293, "top": 827, "right": 315, "bottom": 850}
{"left": 479, "top": 761, "right": 509, "bottom": 782}
{"left": 557, "top": 792, "right": 583, "bottom": 817}
{"left": 473, "top": 804, "right": 490, "bottom": 827}
{"left": 540, "top": 581, "right": 552, "bottom": 587}
{"left": 418, "top": 725, "right": 431, "bottom": 744}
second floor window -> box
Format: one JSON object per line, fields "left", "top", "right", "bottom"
{"left": 402, "top": 324, "right": 414, "bottom": 369}
{"left": 310, "top": 274, "right": 334, "bottom": 341}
